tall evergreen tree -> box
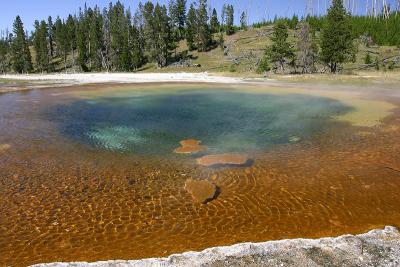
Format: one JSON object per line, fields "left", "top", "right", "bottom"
{"left": 221, "top": 4, "right": 227, "bottom": 29}
{"left": 47, "top": 16, "right": 55, "bottom": 58}
{"left": 54, "top": 17, "right": 69, "bottom": 71}
{"left": 33, "top": 20, "right": 41, "bottom": 68}
{"left": 11, "top": 16, "right": 32, "bottom": 73}
{"left": 225, "top": 5, "right": 235, "bottom": 35}
{"left": 210, "top": 8, "right": 220, "bottom": 34}
{"left": 65, "top": 15, "right": 77, "bottom": 70}
{"left": 33, "top": 20, "right": 49, "bottom": 72}
{"left": 109, "top": 1, "right": 130, "bottom": 71}
{"left": 240, "top": 11, "right": 247, "bottom": 30}
{"left": 129, "top": 23, "right": 144, "bottom": 70}
{"left": 0, "top": 32, "right": 11, "bottom": 73}
{"left": 133, "top": 5, "right": 146, "bottom": 69}
{"left": 143, "top": 1, "right": 158, "bottom": 64}
{"left": 169, "top": 0, "right": 187, "bottom": 40}
{"left": 320, "top": 0, "right": 355, "bottom": 73}
{"left": 154, "top": 4, "right": 173, "bottom": 67}
{"left": 196, "top": 0, "right": 212, "bottom": 52}
{"left": 76, "top": 8, "right": 89, "bottom": 71}
{"left": 186, "top": 4, "right": 197, "bottom": 51}
{"left": 265, "top": 20, "right": 294, "bottom": 73}
{"left": 88, "top": 7, "right": 104, "bottom": 71}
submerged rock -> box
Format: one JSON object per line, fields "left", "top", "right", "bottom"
{"left": 289, "top": 136, "right": 301, "bottom": 143}
{"left": 174, "top": 139, "right": 208, "bottom": 154}
{"left": 196, "top": 153, "right": 250, "bottom": 167}
{"left": 184, "top": 179, "right": 217, "bottom": 204}
{"left": 0, "top": 144, "right": 11, "bottom": 153}
{"left": 31, "top": 226, "right": 400, "bottom": 267}
{"left": 180, "top": 139, "right": 201, "bottom": 147}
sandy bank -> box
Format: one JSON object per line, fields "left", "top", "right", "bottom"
{"left": 32, "top": 226, "right": 399, "bottom": 267}
{"left": 1, "top": 72, "right": 243, "bottom": 85}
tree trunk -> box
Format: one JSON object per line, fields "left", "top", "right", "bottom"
{"left": 330, "top": 63, "right": 337, "bottom": 73}
{"left": 64, "top": 53, "right": 67, "bottom": 73}
{"left": 279, "top": 60, "right": 285, "bottom": 74}
{"left": 72, "top": 47, "right": 75, "bottom": 72}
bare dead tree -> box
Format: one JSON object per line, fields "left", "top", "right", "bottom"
{"left": 297, "top": 21, "right": 318, "bottom": 73}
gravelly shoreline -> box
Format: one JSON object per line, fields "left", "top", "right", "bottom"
{"left": 32, "top": 226, "right": 400, "bottom": 267}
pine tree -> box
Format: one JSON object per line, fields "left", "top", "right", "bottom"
{"left": 33, "top": 20, "right": 49, "bottom": 72}
{"left": 11, "top": 16, "right": 32, "bottom": 73}
{"left": 154, "top": 4, "right": 172, "bottom": 67}
{"left": 265, "top": 20, "right": 294, "bottom": 73}
{"left": 186, "top": 4, "right": 197, "bottom": 51}
{"left": 133, "top": 5, "right": 146, "bottom": 69}
{"left": 109, "top": 1, "right": 130, "bottom": 71}
{"left": 143, "top": 1, "right": 157, "bottom": 64}
{"left": 196, "top": 0, "right": 212, "bottom": 52}
{"left": 240, "top": 11, "right": 247, "bottom": 30}
{"left": 0, "top": 32, "right": 11, "bottom": 73}
{"left": 320, "top": 0, "right": 355, "bottom": 73}
{"left": 221, "top": 4, "right": 227, "bottom": 30}
{"left": 120, "top": 9, "right": 132, "bottom": 71}
{"left": 169, "top": 0, "right": 187, "bottom": 40}
{"left": 129, "top": 24, "right": 144, "bottom": 70}
{"left": 65, "top": 15, "right": 77, "bottom": 70}
{"left": 88, "top": 7, "right": 103, "bottom": 71}
{"left": 47, "top": 16, "right": 55, "bottom": 58}
{"left": 33, "top": 20, "right": 41, "bottom": 69}
{"left": 225, "top": 5, "right": 235, "bottom": 35}
{"left": 288, "top": 14, "right": 299, "bottom": 29}
{"left": 210, "top": 8, "right": 220, "bottom": 34}
{"left": 76, "top": 8, "right": 89, "bottom": 71}
{"left": 54, "top": 17, "right": 69, "bottom": 71}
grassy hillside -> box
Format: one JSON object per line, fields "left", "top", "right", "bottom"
{"left": 32, "top": 25, "right": 400, "bottom": 76}
{"left": 127, "top": 25, "right": 400, "bottom": 75}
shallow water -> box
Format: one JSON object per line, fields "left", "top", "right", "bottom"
{"left": 0, "top": 83, "right": 400, "bottom": 266}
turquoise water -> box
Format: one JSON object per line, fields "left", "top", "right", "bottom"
{"left": 46, "top": 87, "right": 352, "bottom": 154}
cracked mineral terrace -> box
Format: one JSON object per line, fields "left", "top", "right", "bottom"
{"left": 32, "top": 226, "right": 400, "bottom": 267}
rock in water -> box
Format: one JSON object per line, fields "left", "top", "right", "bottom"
{"left": 289, "top": 136, "right": 301, "bottom": 143}
{"left": 0, "top": 144, "right": 11, "bottom": 153}
{"left": 196, "top": 154, "right": 250, "bottom": 167}
{"left": 184, "top": 179, "right": 217, "bottom": 204}
{"left": 174, "top": 139, "right": 208, "bottom": 154}
{"left": 180, "top": 139, "right": 201, "bottom": 147}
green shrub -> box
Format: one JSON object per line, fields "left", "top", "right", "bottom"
{"left": 257, "top": 56, "right": 271, "bottom": 73}
{"left": 364, "top": 53, "right": 372, "bottom": 64}
{"left": 374, "top": 56, "right": 380, "bottom": 70}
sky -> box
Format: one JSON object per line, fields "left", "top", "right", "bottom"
{"left": 0, "top": 0, "right": 398, "bottom": 33}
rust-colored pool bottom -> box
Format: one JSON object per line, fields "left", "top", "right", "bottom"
{"left": 1, "top": 111, "right": 400, "bottom": 267}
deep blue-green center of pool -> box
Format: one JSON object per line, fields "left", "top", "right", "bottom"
{"left": 46, "top": 88, "right": 352, "bottom": 154}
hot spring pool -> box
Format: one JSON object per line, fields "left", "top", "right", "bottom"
{"left": 1, "top": 83, "right": 399, "bottom": 267}
{"left": 44, "top": 87, "right": 352, "bottom": 154}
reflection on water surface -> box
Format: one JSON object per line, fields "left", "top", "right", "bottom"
{"left": 0, "top": 84, "right": 399, "bottom": 266}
